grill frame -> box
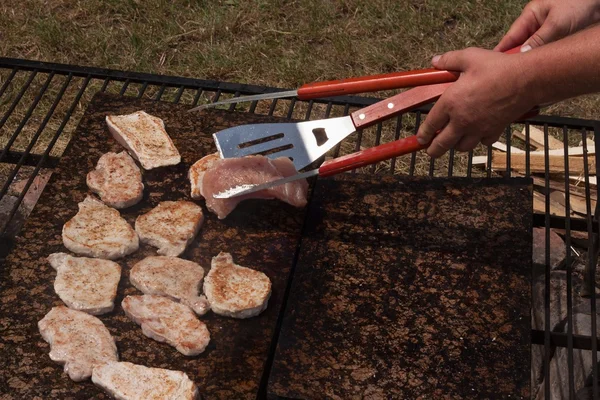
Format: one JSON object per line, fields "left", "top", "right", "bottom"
{"left": 0, "top": 56, "right": 598, "bottom": 398}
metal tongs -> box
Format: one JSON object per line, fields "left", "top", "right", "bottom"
{"left": 210, "top": 46, "right": 534, "bottom": 199}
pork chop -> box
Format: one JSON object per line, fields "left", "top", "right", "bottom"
{"left": 38, "top": 306, "right": 118, "bottom": 382}
{"left": 106, "top": 111, "right": 181, "bottom": 170}
{"left": 122, "top": 295, "right": 210, "bottom": 356}
{"left": 190, "top": 154, "right": 308, "bottom": 219}
{"left": 130, "top": 256, "right": 210, "bottom": 316}
{"left": 203, "top": 252, "right": 271, "bottom": 319}
{"left": 92, "top": 361, "right": 198, "bottom": 400}
{"left": 62, "top": 196, "right": 139, "bottom": 260}
{"left": 188, "top": 152, "right": 220, "bottom": 200}
{"left": 86, "top": 151, "right": 144, "bottom": 209}
{"left": 135, "top": 201, "right": 204, "bottom": 257}
{"left": 48, "top": 252, "right": 121, "bottom": 315}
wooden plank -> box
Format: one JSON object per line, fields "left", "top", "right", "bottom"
{"left": 491, "top": 152, "right": 596, "bottom": 175}
{"left": 510, "top": 171, "right": 597, "bottom": 201}
{"left": 492, "top": 141, "right": 524, "bottom": 153}
{"left": 513, "top": 126, "right": 564, "bottom": 150}
{"left": 549, "top": 190, "right": 596, "bottom": 216}
{"left": 533, "top": 191, "right": 567, "bottom": 217}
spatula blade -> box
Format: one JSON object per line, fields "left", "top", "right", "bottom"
{"left": 212, "top": 116, "right": 356, "bottom": 170}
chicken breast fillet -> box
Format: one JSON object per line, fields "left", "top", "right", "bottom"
{"left": 48, "top": 252, "right": 121, "bottom": 315}
{"left": 135, "top": 201, "right": 204, "bottom": 257}
{"left": 203, "top": 252, "right": 271, "bottom": 319}
{"left": 62, "top": 196, "right": 139, "bottom": 260}
{"left": 86, "top": 151, "right": 144, "bottom": 209}
{"left": 189, "top": 154, "right": 308, "bottom": 219}
{"left": 92, "top": 361, "right": 198, "bottom": 400}
{"left": 122, "top": 295, "right": 210, "bottom": 356}
{"left": 106, "top": 111, "right": 181, "bottom": 170}
{"left": 130, "top": 256, "right": 210, "bottom": 316}
{"left": 38, "top": 306, "right": 118, "bottom": 382}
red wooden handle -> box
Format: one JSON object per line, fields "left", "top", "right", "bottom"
{"left": 319, "top": 106, "right": 540, "bottom": 177}
{"left": 349, "top": 83, "right": 450, "bottom": 130}
{"left": 319, "top": 135, "right": 427, "bottom": 177}
{"left": 297, "top": 69, "right": 459, "bottom": 100}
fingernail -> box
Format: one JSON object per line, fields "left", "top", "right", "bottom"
{"left": 520, "top": 44, "right": 532, "bottom": 53}
{"left": 432, "top": 55, "right": 441, "bottom": 64}
{"left": 417, "top": 135, "right": 428, "bottom": 145}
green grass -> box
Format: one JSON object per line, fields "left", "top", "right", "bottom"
{"left": 0, "top": 0, "right": 598, "bottom": 178}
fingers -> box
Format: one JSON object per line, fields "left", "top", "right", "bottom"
{"left": 455, "top": 135, "right": 481, "bottom": 153}
{"left": 426, "top": 124, "right": 462, "bottom": 158}
{"left": 494, "top": 2, "right": 547, "bottom": 52}
{"left": 416, "top": 103, "right": 449, "bottom": 146}
{"left": 494, "top": 14, "right": 539, "bottom": 52}
{"left": 522, "top": 18, "right": 566, "bottom": 49}
{"left": 431, "top": 48, "right": 474, "bottom": 71}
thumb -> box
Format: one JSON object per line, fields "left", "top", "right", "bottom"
{"left": 522, "top": 21, "right": 563, "bottom": 51}
{"left": 431, "top": 49, "right": 473, "bottom": 71}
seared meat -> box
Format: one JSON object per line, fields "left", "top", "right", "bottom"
{"left": 130, "top": 256, "right": 210, "bottom": 316}
{"left": 48, "top": 252, "right": 121, "bottom": 315}
{"left": 204, "top": 252, "right": 271, "bottom": 319}
{"left": 122, "top": 295, "right": 210, "bottom": 356}
{"left": 86, "top": 151, "right": 144, "bottom": 209}
{"left": 92, "top": 361, "right": 198, "bottom": 400}
{"left": 135, "top": 201, "right": 204, "bottom": 257}
{"left": 106, "top": 111, "right": 181, "bottom": 170}
{"left": 62, "top": 196, "right": 139, "bottom": 260}
{"left": 38, "top": 306, "right": 118, "bottom": 382}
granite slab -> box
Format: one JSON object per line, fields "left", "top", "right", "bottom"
{"left": 267, "top": 175, "right": 532, "bottom": 399}
{"left": 0, "top": 93, "right": 307, "bottom": 399}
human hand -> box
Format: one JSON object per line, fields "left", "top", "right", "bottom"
{"left": 495, "top": 0, "right": 600, "bottom": 52}
{"left": 416, "top": 48, "right": 536, "bottom": 158}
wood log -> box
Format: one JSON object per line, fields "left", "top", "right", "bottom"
{"left": 491, "top": 152, "right": 596, "bottom": 175}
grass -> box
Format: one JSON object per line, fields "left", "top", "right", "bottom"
{"left": 0, "top": 0, "right": 599, "bottom": 179}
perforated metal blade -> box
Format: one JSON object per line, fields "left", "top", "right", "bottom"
{"left": 212, "top": 116, "right": 356, "bottom": 170}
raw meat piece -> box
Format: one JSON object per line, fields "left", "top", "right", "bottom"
{"left": 135, "top": 201, "right": 204, "bottom": 257}
{"left": 106, "top": 111, "right": 181, "bottom": 170}
{"left": 62, "top": 196, "right": 139, "bottom": 260}
{"left": 38, "top": 306, "right": 118, "bottom": 382}
{"left": 48, "top": 252, "right": 121, "bottom": 315}
{"left": 189, "top": 154, "right": 308, "bottom": 219}
{"left": 204, "top": 252, "right": 271, "bottom": 319}
{"left": 130, "top": 256, "right": 210, "bottom": 316}
{"left": 86, "top": 151, "right": 144, "bottom": 209}
{"left": 122, "top": 295, "right": 210, "bottom": 356}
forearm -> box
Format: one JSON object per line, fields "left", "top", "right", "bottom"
{"left": 518, "top": 24, "right": 600, "bottom": 106}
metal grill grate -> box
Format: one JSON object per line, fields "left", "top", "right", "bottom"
{"left": 0, "top": 57, "right": 599, "bottom": 399}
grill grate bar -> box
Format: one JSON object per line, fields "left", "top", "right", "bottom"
{"left": 100, "top": 77, "right": 110, "bottom": 92}
{"left": 447, "top": 148, "right": 455, "bottom": 177}
{"left": 228, "top": 92, "right": 240, "bottom": 112}
{"left": 173, "top": 85, "right": 185, "bottom": 104}
{"left": 389, "top": 115, "right": 403, "bottom": 174}
{"left": 0, "top": 70, "right": 38, "bottom": 132}
{"left": 409, "top": 112, "right": 421, "bottom": 176}
{"left": 137, "top": 81, "right": 149, "bottom": 99}
{"left": 1, "top": 75, "right": 91, "bottom": 234}
{"left": 370, "top": 123, "right": 383, "bottom": 174}
{"left": 0, "top": 67, "right": 18, "bottom": 99}
{"left": 561, "top": 125, "right": 576, "bottom": 399}
{"left": 119, "top": 79, "right": 130, "bottom": 96}
{"left": 543, "top": 123, "right": 552, "bottom": 400}
{"left": 582, "top": 127, "right": 599, "bottom": 398}
{"left": 0, "top": 72, "right": 55, "bottom": 164}
{"left": 154, "top": 84, "right": 167, "bottom": 101}
{"left": 505, "top": 126, "right": 512, "bottom": 177}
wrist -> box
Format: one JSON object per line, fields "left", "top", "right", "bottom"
{"left": 508, "top": 53, "right": 542, "bottom": 110}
